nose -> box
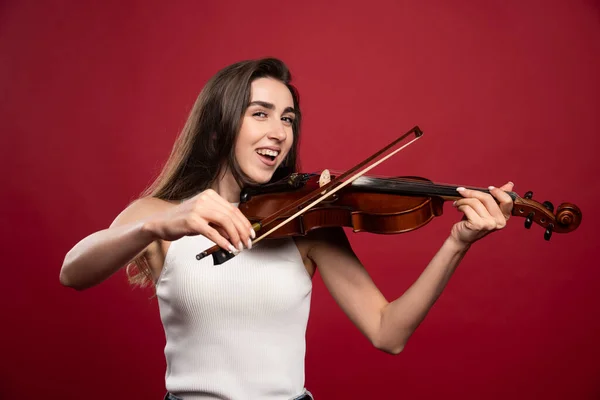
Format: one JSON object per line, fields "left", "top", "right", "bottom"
{"left": 267, "top": 120, "right": 288, "bottom": 141}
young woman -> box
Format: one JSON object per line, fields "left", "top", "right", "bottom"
{"left": 60, "top": 58, "right": 514, "bottom": 400}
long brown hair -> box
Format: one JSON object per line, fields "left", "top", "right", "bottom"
{"left": 126, "top": 57, "right": 302, "bottom": 287}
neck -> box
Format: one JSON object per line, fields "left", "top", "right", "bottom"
{"left": 351, "top": 176, "right": 518, "bottom": 201}
{"left": 211, "top": 166, "right": 242, "bottom": 203}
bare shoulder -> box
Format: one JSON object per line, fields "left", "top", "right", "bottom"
{"left": 110, "top": 196, "right": 177, "bottom": 229}
{"left": 293, "top": 227, "right": 354, "bottom": 277}
{"left": 294, "top": 226, "right": 351, "bottom": 253}
{"left": 110, "top": 196, "right": 179, "bottom": 280}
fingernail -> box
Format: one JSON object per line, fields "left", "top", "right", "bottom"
{"left": 456, "top": 187, "right": 465, "bottom": 192}
{"left": 238, "top": 241, "right": 244, "bottom": 252}
{"left": 250, "top": 228, "right": 256, "bottom": 239}
{"left": 247, "top": 238, "right": 252, "bottom": 249}
{"left": 228, "top": 244, "right": 237, "bottom": 254}
{"left": 488, "top": 186, "right": 495, "bottom": 190}
{"left": 453, "top": 201, "right": 457, "bottom": 207}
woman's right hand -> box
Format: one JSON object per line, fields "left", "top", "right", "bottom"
{"left": 145, "top": 189, "right": 255, "bottom": 254}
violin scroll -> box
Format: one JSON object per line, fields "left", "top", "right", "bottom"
{"left": 512, "top": 191, "right": 582, "bottom": 240}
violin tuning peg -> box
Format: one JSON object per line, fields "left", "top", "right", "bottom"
{"left": 525, "top": 212, "right": 534, "bottom": 229}
{"left": 542, "top": 201, "right": 554, "bottom": 212}
{"left": 524, "top": 191, "right": 533, "bottom": 199}
{"left": 544, "top": 223, "right": 554, "bottom": 241}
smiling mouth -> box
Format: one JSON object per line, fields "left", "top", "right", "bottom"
{"left": 256, "top": 149, "right": 279, "bottom": 162}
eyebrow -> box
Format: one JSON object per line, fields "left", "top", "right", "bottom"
{"left": 248, "top": 101, "right": 297, "bottom": 115}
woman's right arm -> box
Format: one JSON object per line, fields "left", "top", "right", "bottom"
{"left": 59, "top": 197, "right": 170, "bottom": 290}
{"left": 59, "top": 190, "right": 254, "bottom": 291}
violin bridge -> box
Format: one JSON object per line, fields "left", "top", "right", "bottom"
{"left": 319, "top": 169, "right": 331, "bottom": 195}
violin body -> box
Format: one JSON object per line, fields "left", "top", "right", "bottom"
{"left": 239, "top": 173, "right": 447, "bottom": 237}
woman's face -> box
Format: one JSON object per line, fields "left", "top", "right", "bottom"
{"left": 235, "top": 77, "right": 296, "bottom": 184}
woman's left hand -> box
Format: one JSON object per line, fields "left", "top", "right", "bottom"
{"left": 450, "top": 181, "right": 515, "bottom": 246}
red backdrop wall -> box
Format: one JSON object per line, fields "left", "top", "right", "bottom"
{"left": 2, "top": 1, "right": 599, "bottom": 399}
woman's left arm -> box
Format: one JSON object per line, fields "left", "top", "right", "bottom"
{"left": 303, "top": 182, "right": 514, "bottom": 355}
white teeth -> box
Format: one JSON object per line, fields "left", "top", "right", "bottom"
{"left": 256, "top": 149, "right": 279, "bottom": 157}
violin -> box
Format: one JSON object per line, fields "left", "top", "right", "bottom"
{"left": 196, "top": 126, "right": 582, "bottom": 265}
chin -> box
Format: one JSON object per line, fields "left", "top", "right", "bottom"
{"left": 246, "top": 169, "right": 275, "bottom": 185}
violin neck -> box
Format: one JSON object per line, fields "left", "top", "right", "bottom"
{"left": 351, "top": 176, "right": 518, "bottom": 201}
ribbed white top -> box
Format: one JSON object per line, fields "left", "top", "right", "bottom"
{"left": 156, "top": 230, "right": 313, "bottom": 400}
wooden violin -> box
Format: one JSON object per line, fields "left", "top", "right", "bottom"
{"left": 196, "top": 126, "right": 582, "bottom": 264}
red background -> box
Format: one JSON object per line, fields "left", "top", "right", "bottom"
{"left": 2, "top": 1, "right": 599, "bottom": 399}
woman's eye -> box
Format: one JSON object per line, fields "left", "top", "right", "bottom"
{"left": 253, "top": 111, "right": 267, "bottom": 118}
{"left": 282, "top": 117, "right": 294, "bottom": 124}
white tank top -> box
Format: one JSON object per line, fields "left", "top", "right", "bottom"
{"left": 156, "top": 229, "right": 313, "bottom": 400}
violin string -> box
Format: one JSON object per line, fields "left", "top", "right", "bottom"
{"left": 356, "top": 177, "right": 483, "bottom": 193}
{"left": 352, "top": 176, "right": 517, "bottom": 200}
{"left": 353, "top": 177, "right": 470, "bottom": 194}
{"left": 397, "top": 180, "right": 515, "bottom": 197}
